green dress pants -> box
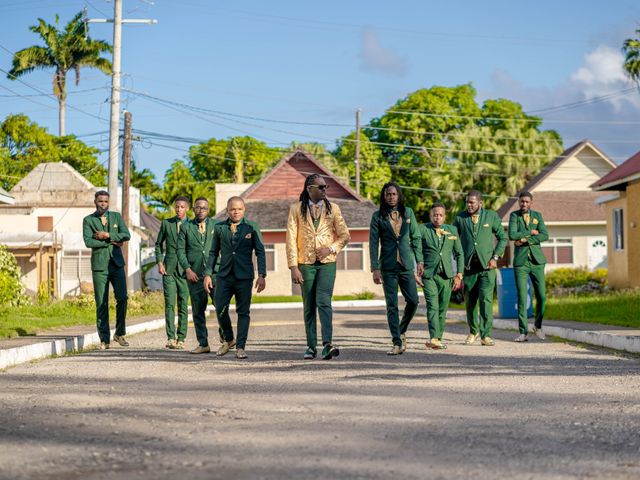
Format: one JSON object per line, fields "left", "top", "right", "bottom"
{"left": 92, "top": 261, "right": 128, "bottom": 344}
{"left": 515, "top": 260, "right": 546, "bottom": 334}
{"left": 464, "top": 267, "right": 497, "bottom": 339}
{"left": 382, "top": 264, "right": 419, "bottom": 347}
{"left": 162, "top": 272, "right": 189, "bottom": 341}
{"left": 299, "top": 261, "right": 336, "bottom": 351}
{"left": 188, "top": 278, "right": 214, "bottom": 347}
{"left": 214, "top": 275, "right": 253, "bottom": 349}
{"left": 422, "top": 273, "right": 453, "bottom": 340}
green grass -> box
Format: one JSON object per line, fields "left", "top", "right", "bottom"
{"left": 0, "top": 291, "right": 165, "bottom": 339}
{"left": 546, "top": 290, "right": 640, "bottom": 328}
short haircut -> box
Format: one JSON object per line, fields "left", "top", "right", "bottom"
{"left": 193, "top": 196, "right": 209, "bottom": 204}
{"left": 95, "top": 190, "right": 109, "bottom": 199}
{"left": 431, "top": 202, "right": 446, "bottom": 211}
{"left": 227, "top": 196, "right": 245, "bottom": 206}
{"left": 174, "top": 195, "right": 190, "bottom": 204}
{"left": 466, "top": 190, "right": 483, "bottom": 201}
{"left": 519, "top": 191, "right": 533, "bottom": 200}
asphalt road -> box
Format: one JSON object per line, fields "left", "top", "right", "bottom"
{"left": 1, "top": 307, "right": 639, "bottom": 480}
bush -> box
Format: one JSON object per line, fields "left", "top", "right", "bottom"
{"left": 0, "top": 245, "right": 29, "bottom": 307}
{"left": 354, "top": 290, "right": 375, "bottom": 300}
{"left": 546, "top": 267, "right": 607, "bottom": 295}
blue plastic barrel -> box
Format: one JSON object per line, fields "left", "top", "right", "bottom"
{"left": 496, "top": 268, "right": 533, "bottom": 319}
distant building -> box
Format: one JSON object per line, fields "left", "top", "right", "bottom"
{"left": 0, "top": 162, "right": 142, "bottom": 298}
{"left": 496, "top": 140, "right": 616, "bottom": 271}
{"left": 591, "top": 149, "right": 640, "bottom": 289}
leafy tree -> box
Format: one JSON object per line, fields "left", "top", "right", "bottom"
{"left": 7, "top": 11, "right": 112, "bottom": 136}
{"left": 333, "top": 133, "right": 390, "bottom": 200}
{"left": 150, "top": 160, "right": 215, "bottom": 218}
{"left": 123, "top": 159, "right": 159, "bottom": 202}
{"left": 0, "top": 245, "right": 29, "bottom": 307}
{"left": 359, "top": 85, "right": 562, "bottom": 219}
{"left": 0, "top": 114, "right": 105, "bottom": 190}
{"left": 622, "top": 28, "right": 640, "bottom": 83}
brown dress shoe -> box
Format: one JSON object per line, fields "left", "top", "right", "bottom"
{"left": 464, "top": 333, "right": 478, "bottom": 345}
{"left": 235, "top": 348, "right": 247, "bottom": 359}
{"left": 174, "top": 341, "right": 185, "bottom": 350}
{"left": 387, "top": 345, "right": 403, "bottom": 356}
{"left": 216, "top": 342, "right": 231, "bottom": 356}
{"left": 113, "top": 335, "right": 129, "bottom": 347}
{"left": 190, "top": 345, "right": 211, "bottom": 354}
{"left": 99, "top": 342, "right": 110, "bottom": 350}
{"left": 165, "top": 339, "right": 176, "bottom": 349}
{"left": 481, "top": 337, "right": 495, "bottom": 346}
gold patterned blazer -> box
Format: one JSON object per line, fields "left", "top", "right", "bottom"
{"left": 286, "top": 201, "right": 351, "bottom": 268}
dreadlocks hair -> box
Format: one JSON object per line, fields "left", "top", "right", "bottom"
{"left": 299, "top": 173, "right": 332, "bottom": 220}
{"left": 379, "top": 182, "right": 406, "bottom": 218}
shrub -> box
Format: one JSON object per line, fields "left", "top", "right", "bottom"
{"left": 354, "top": 289, "right": 375, "bottom": 300}
{"left": 0, "top": 245, "right": 29, "bottom": 307}
{"left": 546, "top": 267, "right": 608, "bottom": 295}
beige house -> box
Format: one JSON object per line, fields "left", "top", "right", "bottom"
{"left": 496, "top": 140, "right": 616, "bottom": 271}
{"left": 591, "top": 150, "right": 640, "bottom": 289}
{"left": 0, "top": 162, "right": 142, "bottom": 298}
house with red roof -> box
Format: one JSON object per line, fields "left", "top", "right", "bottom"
{"left": 496, "top": 140, "right": 616, "bottom": 271}
{"left": 215, "top": 149, "right": 381, "bottom": 296}
{"left": 591, "top": 150, "right": 640, "bottom": 289}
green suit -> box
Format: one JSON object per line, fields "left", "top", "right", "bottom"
{"left": 82, "top": 210, "right": 131, "bottom": 344}
{"left": 508, "top": 209, "right": 548, "bottom": 334}
{"left": 369, "top": 207, "right": 422, "bottom": 347}
{"left": 419, "top": 223, "right": 464, "bottom": 340}
{"left": 155, "top": 216, "right": 189, "bottom": 342}
{"left": 206, "top": 218, "right": 266, "bottom": 350}
{"left": 177, "top": 217, "right": 217, "bottom": 347}
{"left": 454, "top": 208, "right": 507, "bottom": 339}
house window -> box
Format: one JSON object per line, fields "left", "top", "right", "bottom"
{"left": 336, "top": 243, "right": 364, "bottom": 270}
{"left": 253, "top": 244, "right": 276, "bottom": 272}
{"left": 62, "top": 250, "right": 93, "bottom": 281}
{"left": 613, "top": 208, "right": 624, "bottom": 251}
{"left": 38, "top": 216, "right": 53, "bottom": 232}
{"left": 541, "top": 238, "right": 573, "bottom": 265}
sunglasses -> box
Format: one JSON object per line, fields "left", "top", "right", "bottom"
{"left": 309, "top": 184, "right": 329, "bottom": 190}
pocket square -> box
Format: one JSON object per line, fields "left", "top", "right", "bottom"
{"left": 245, "top": 233, "right": 252, "bottom": 239}
{"left": 114, "top": 224, "right": 118, "bottom": 229}
{"left": 483, "top": 223, "right": 490, "bottom": 227}
{"left": 533, "top": 218, "right": 539, "bottom": 225}
{"left": 448, "top": 236, "right": 457, "bottom": 240}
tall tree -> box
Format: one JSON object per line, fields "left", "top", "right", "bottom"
{"left": 0, "top": 114, "right": 105, "bottom": 190}
{"left": 7, "top": 11, "right": 112, "bottom": 136}
{"left": 623, "top": 28, "right": 640, "bottom": 83}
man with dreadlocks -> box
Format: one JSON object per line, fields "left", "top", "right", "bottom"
{"left": 369, "top": 182, "right": 423, "bottom": 355}
{"left": 286, "top": 173, "right": 350, "bottom": 360}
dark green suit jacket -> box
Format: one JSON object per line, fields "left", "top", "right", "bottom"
{"left": 83, "top": 210, "right": 131, "bottom": 271}
{"left": 177, "top": 218, "right": 218, "bottom": 276}
{"left": 369, "top": 207, "right": 422, "bottom": 272}
{"left": 508, "top": 209, "right": 549, "bottom": 266}
{"left": 454, "top": 208, "right": 507, "bottom": 269}
{"left": 418, "top": 223, "right": 464, "bottom": 279}
{"left": 155, "top": 216, "right": 187, "bottom": 276}
{"left": 205, "top": 218, "right": 266, "bottom": 280}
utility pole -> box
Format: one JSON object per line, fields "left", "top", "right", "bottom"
{"left": 121, "top": 110, "right": 132, "bottom": 284}
{"left": 355, "top": 108, "right": 361, "bottom": 196}
{"left": 85, "top": 1, "right": 156, "bottom": 212}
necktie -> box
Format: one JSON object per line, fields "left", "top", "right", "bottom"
{"left": 523, "top": 213, "right": 530, "bottom": 226}
{"left": 471, "top": 214, "right": 479, "bottom": 225}
{"left": 230, "top": 222, "right": 238, "bottom": 234}
{"left": 312, "top": 204, "right": 321, "bottom": 220}
{"left": 198, "top": 221, "right": 206, "bottom": 235}
{"left": 177, "top": 221, "right": 181, "bottom": 234}
{"left": 100, "top": 215, "right": 107, "bottom": 227}
{"left": 435, "top": 227, "right": 442, "bottom": 237}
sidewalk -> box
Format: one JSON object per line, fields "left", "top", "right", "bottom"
{"left": 2, "top": 300, "right": 639, "bottom": 370}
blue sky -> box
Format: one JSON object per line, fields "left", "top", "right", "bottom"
{"left": 1, "top": 0, "right": 639, "bottom": 181}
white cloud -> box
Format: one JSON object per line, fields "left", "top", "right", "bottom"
{"left": 570, "top": 45, "right": 632, "bottom": 101}
{"left": 358, "top": 27, "right": 408, "bottom": 76}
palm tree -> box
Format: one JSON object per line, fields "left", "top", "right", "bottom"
{"left": 623, "top": 28, "right": 640, "bottom": 84}
{"left": 7, "top": 12, "right": 112, "bottom": 136}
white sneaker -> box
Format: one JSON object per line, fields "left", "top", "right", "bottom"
{"left": 533, "top": 327, "right": 546, "bottom": 340}
{"left": 514, "top": 334, "right": 528, "bottom": 342}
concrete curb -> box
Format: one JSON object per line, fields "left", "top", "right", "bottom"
{"left": 493, "top": 318, "right": 640, "bottom": 354}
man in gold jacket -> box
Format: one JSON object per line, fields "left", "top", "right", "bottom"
{"left": 286, "top": 173, "right": 350, "bottom": 360}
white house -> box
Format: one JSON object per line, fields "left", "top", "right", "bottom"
{"left": 0, "top": 162, "right": 142, "bottom": 298}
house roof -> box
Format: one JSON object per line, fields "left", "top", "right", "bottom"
{"left": 242, "top": 149, "right": 362, "bottom": 201}
{"left": 495, "top": 140, "right": 615, "bottom": 220}
{"left": 591, "top": 150, "right": 640, "bottom": 191}
{"left": 497, "top": 191, "right": 608, "bottom": 223}
{"left": 0, "top": 187, "right": 14, "bottom": 205}
{"left": 215, "top": 198, "right": 378, "bottom": 230}
{"left": 9, "top": 162, "right": 96, "bottom": 206}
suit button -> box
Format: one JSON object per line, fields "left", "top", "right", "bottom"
{"left": 232, "top": 252, "right": 236, "bottom": 255}
{"left": 439, "top": 253, "right": 442, "bottom": 256}
{"left": 474, "top": 242, "right": 477, "bottom": 245}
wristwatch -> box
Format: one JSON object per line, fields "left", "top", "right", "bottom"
{"left": 258, "top": 273, "right": 266, "bottom": 278}
{"left": 329, "top": 245, "right": 336, "bottom": 254}
{"left": 492, "top": 255, "right": 500, "bottom": 261}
